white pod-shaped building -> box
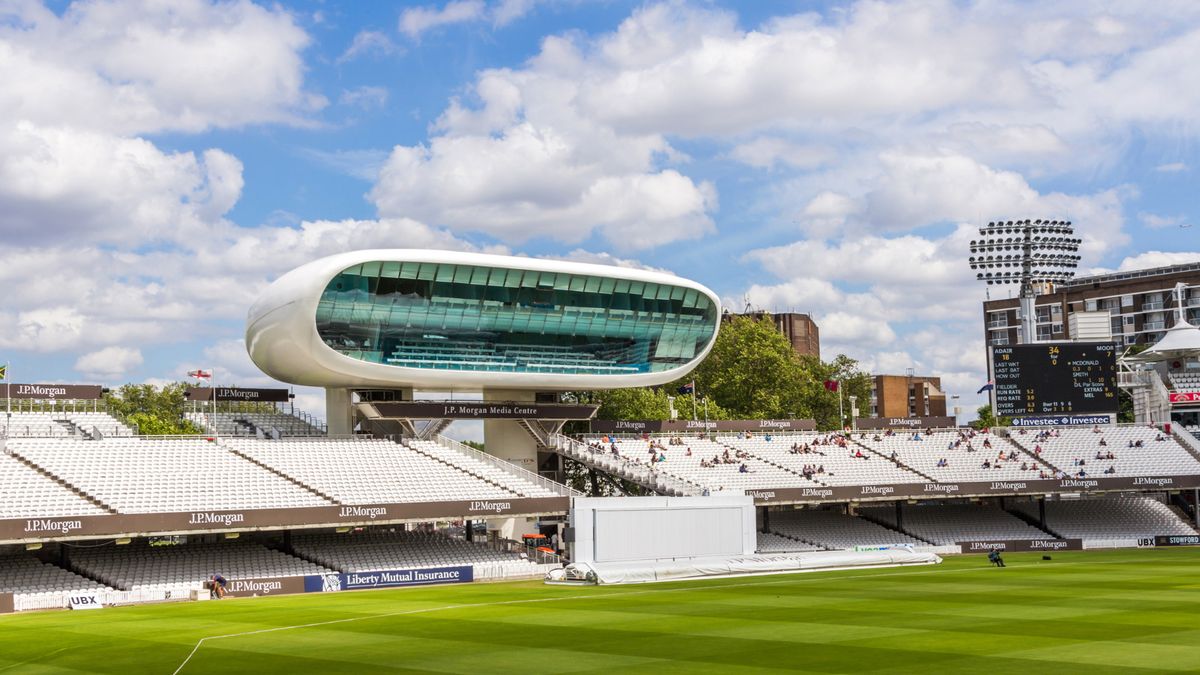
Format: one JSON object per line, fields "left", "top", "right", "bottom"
{"left": 246, "top": 250, "right": 722, "bottom": 391}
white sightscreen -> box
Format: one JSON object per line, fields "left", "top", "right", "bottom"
{"left": 592, "top": 506, "right": 745, "bottom": 562}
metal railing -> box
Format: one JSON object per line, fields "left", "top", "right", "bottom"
{"left": 432, "top": 433, "right": 583, "bottom": 497}
{"left": 555, "top": 434, "right": 703, "bottom": 496}
{"left": 1142, "top": 301, "right": 1165, "bottom": 310}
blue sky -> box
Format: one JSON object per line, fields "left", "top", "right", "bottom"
{"left": 1, "top": 0, "right": 1198, "bottom": 421}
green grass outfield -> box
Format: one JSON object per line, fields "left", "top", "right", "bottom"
{"left": 3, "top": 548, "right": 1200, "bottom": 674}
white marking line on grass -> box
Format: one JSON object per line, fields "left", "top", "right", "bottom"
{"left": 169, "top": 554, "right": 1156, "bottom": 675}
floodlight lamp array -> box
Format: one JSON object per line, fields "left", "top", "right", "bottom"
{"left": 967, "top": 218, "right": 1083, "bottom": 286}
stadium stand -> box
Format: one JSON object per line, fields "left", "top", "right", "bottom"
{"left": 769, "top": 509, "right": 925, "bottom": 549}
{"left": 1012, "top": 494, "right": 1197, "bottom": 543}
{"left": 0, "top": 452, "right": 108, "bottom": 518}
{"left": 588, "top": 436, "right": 819, "bottom": 493}
{"left": 223, "top": 437, "right": 544, "bottom": 503}
{"left": 755, "top": 531, "right": 824, "bottom": 553}
{"left": 1005, "top": 426, "right": 1200, "bottom": 477}
{"left": 1168, "top": 372, "right": 1200, "bottom": 390}
{"left": 859, "top": 503, "right": 1051, "bottom": 545}
{"left": 291, "top": 530, "right": 551, "bottom": 580}
{"left": 7, "top": 438, "right": 332, "bottom": 513}
{"left": 854, "top": 429, "right": 1050, "bottom": 481}
{"left": 0, "top": 411, "right": 133, "bottom": 438}
{"left": 185, "top": 410, "right": 325, "bottom": 437}
{"left": 0, "top": 554, "right": 111, "bottom": 605}
{"left": 70, "top": 541, "right": 331, "bottom": 597}
{"left": 717, "top": 433, "right": 927, "bottom": 485}
{"left": 404, "top": 437, "right": 562, "bottom": 498}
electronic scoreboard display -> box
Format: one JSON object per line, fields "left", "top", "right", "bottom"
{"left": 991, "top": 342, "right": 1119, "bottom": 417}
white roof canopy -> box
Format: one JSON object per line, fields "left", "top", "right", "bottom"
{"left": 1125, "top": 319, "right": 1200, "bottom": 363}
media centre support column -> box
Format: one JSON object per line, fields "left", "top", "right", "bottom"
{"left": 482, "top": 388, "right": 540, "bottom": 540}
{"left": 326, "top": 387, "right": 354, "bottom": 436}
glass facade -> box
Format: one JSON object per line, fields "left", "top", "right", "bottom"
{"left": 315, "top": 261, "right": 718, "bottom": 375}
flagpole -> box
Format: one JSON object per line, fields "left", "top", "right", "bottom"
{"left": 837, "top": 380, "right": 844, "bottom": 431}
{"left": 691, "top": 380, "right": 697, "bottom": 421}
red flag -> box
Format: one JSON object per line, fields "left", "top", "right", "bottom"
{"left": 823, "top": 380, "right": 839, "bottom": 392}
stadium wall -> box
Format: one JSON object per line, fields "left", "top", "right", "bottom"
{"left": 747, "top": 474, "right": 1200, "bottom": 505}
{"left": 0, "top": 496, "right": 569, "bottom": 544}
{"left": 0, "top": 593, "right": 12, "bottom": 614}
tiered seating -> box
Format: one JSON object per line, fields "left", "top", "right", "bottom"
{"left": 0, "top": 412, "right": 71, "bottom": 437}
{"left": 185, "top": 411, "right": 324, "bottom": 437}
{"left": 860, "top": 503, "right": 1050, "bottom": 545}
{"left": 0, "top": 453, "right": 108, "bottom": 518}
{"left": 855, "top": 429, "right": 1047, "bottom": 481}
{"left": 225, "top": 438, "right": 523, "bottom": 503}
{"left": 292, "top": 530, "right": 543, "bottom": 578}
{"left": 1006, "top": 426, "right": 1200, "bottom": 477}
{"left": 756, "top": 531, "right": 824, "bottom": 553}
{"left": 65, "top": 412, "right": 135, "bottom": 437}
{"left": 404, "top": 438, "right": 561, "bottom": 497}
{"left": 1169, "top": 372, "right": 1200, "bottom": 391}
{"left": 596, "top": 436, "right": 818, "bottom": 493}
{"left": 9, "top": 438, "right": 331, "bottom": 513}
{"left": 717, "top": 433, "right": 925, "bottom": 485}
{"left": 769, "top": 509, "right": 924, "bottom": 549}
{"left": 1012, "top": 495, "right": 1196, "bottom": 539}
{"left": 0, "top": 554, "right": 110, "bottom": 598}
{"left": 387, "top": 340, "right": 640, "bottom": 374}
{"left": 70, "top": 542, "right": 331, "bottom": 596}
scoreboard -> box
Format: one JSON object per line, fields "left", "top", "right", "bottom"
{"left": 991, "top": 342, "right": 1119, "bottom": 417}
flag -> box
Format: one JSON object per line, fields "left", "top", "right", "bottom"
{"left": 677, "top": 381, "right": 694, "bottom": 395}
{"left": 823, "top": 380, "right": 839, "bottom": 392}
{"left": 976, "top": 379, "right": 994, "bottom": 394}
{"left": 0, "top": 364, "right": 6, "bottom": 381}
{"left": 188, "top": 369, "right": 212, "bottom": 379}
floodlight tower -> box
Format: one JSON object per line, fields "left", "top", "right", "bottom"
{"left": 969, "top": 219, "right": 1081, "bottom": 343}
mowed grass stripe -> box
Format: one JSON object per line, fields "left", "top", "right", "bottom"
{"left": 0, "top": 550, "right": 1198, "bottom": 674}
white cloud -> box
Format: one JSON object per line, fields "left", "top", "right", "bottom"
{"left": 0, "top": 0, "right": 323, "bottom": 135}
{"left": 729, "top": 138, "right": 833, "bottom": 170}
{"left": 400, "top": 1, "right": 486, "bottom": 39}
{"left": 1155, "top": 162, "right": 1188, "bottom": 172}
{"left": 74, "top": 346, "right": 143, "bottom": 378}
{"left": 339, "top": 86, "right": 389, "bottom": 110}
{"left": 337, "top": 30, "right": 399, "bottom": 63}
{"left": 1138, "top": 212, "right": 1188, "bottom": 229}
{"left": 1116, "top": 251, "right": 1200, "bottom": 271}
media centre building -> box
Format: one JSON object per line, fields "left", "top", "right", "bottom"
{"left": 246, "top": 250, "right": 722, "bottom": 470}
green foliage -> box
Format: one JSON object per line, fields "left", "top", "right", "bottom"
{"left": 570, "top": 313, "right": 873, "bottom": 431}
{"left": 104, "top": 383, "right": 202, "bottom": 435}
{"left": 970, "top": 403, "right": 1011, "bottom": 429}
{"left": 593, "top": 387, "right": 672, "bottom": 420}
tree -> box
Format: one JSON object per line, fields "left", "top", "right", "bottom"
{"left": 970, "top": 403, "right": 1011, "bottom": 430}
{"left": 104, "top": 383, "right": 202, "bottom": 435}
{"left": 593, "top": 387, "right": 672, "bottom": 420}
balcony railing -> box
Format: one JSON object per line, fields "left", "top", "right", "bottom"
{"left": 1144, "top": 321, "right": 1166, "bottom": 331}
{"left": 987, "top": 320, "right": 1008, "bottom": 328}
{"left": 1142, "top": 301, "right": 1164, "bottom": 310}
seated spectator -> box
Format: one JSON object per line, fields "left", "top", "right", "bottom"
{"left": 1099, "top": 438, "right": 1107, "bottom": 447}
{"left": 1104, "top": 466, "right": 1116, "bottom": 474}
{"left": 685, "top": 447, "right": 692, "bottom": 457}
{"left": 1020, "top": 462, "right": 1027, "bottom": 470}
{"left": 982, "top": 460, "right": 991, "bottom": 469}
{"left": 1092, "top": 425, "right": 1102, "bottom": 434}
{"left": 738, "top": 463, "right": 749, "bottom": 473}
{"left": 983, "top": 438, "right": 993, "bottom": 449}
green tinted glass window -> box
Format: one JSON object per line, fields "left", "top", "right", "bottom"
{"left": 315, "top": 261, "right": 717, "bottom": 375}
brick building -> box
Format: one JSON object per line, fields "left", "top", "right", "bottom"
{"left": 731, "top": 311, "right": 821, "bottom": 358}
{"left": 869, "top": 374, "right": 948, "bottom": 418}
